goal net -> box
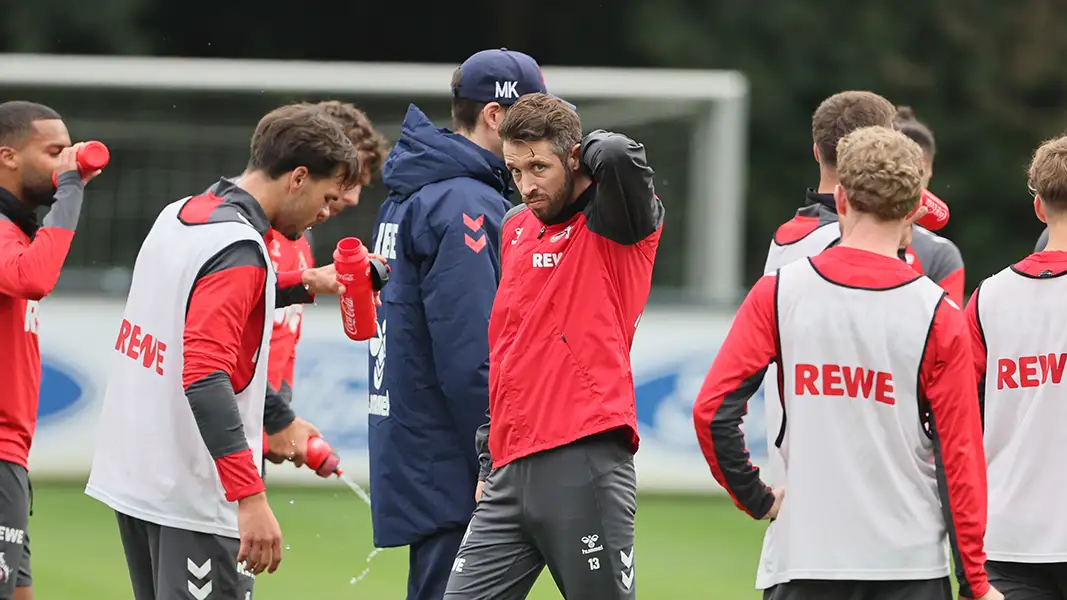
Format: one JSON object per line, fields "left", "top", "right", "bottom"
{"left": 0, "top": 54, "right": 749, "bottom": 304}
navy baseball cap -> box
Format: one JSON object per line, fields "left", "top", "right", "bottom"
{"left": 453, "top": 48, "right": 572, "bottom": 108}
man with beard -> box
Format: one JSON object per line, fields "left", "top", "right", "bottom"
{"left": 0, "top": 100, "right": 103, "bottom": 600}
{"left": 445, "top": 93, "right": 664, "bottom": 600}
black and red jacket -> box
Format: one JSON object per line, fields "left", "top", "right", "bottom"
{"left": 476, "top": 130, "right": 665, "bottom": 476}
{"left": 0, "top": 173, "right": 84, "bottom": 469}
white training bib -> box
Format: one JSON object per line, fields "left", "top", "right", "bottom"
{"left": 86, "top": 198, "right": 275, "bottom": 538}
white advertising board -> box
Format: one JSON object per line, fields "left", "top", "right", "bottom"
{"left": 30, "top": 296, "right": 768, "bottom": 494}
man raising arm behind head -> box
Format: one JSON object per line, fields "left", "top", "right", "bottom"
{"left": 694, "top": 126, "right": 998, "bottom": 600}
{"left": 446, "top": 93, "right": 663, "bottom": 600}
{"left": 965, "top": 135, "right": 1067, "bottom": 598}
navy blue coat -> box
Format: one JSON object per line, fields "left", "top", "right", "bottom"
{"left": 367, "top": 104, "right": 512, "bottom": 547}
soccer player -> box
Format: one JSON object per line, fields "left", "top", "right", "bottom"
{"left": 693, "top": 126, "right": 998, "bottom": 600}
{"left": 367, "top": 48, "right": 548, "bottom": 600}
{"left": 445, "top": 93, "right": 664, "bottom": 600}
{"left": 966, "top": 135, "right": 1067, "bottom": 598}
{"left": 894, "top": 106, "right": 966, "bottom": 307}
{"left": 85, "top": 104, "right": 358, "bottom": 600}
{"left": 0, "top": 101, "right": 102, "bottom": 600}
{"left": 760, "top": 91, "right": 898, "bottom": 487}
{"left": 262, "top": 100, "right": 390, "bottom": 469}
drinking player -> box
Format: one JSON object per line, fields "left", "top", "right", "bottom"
{"left": 0, "top": 100, "right": 102, "bottom": 600}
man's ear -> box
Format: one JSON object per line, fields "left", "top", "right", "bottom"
{"left": 289, "top": 166, "right": 308, "bottom": 192}
{"left": 482, "top": 103, "right": 505, "bottom": 131}
{"left": 0, "top": 147, "right": 17, "bottom": 171}
{"left": 813, "top": 142, "right": 821, "bottom": 165}
{"left": 833, "top": 184, "right": 848, "bottom": 216}
{"left": 569, "top": 143, "right": 581, "bottom": 171}
{"left": 1036, "top": 196, "right": 1048, "bottom": 224}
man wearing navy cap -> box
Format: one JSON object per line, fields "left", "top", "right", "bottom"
{"left": 366, "top": 48, "right": 553, "bottom": 600}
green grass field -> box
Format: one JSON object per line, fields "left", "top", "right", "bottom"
{"left": 26, "top": 480, "right": 767, "bottom": 599}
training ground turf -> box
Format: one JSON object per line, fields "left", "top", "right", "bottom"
{"left": 27, "top": 481, "right": 768, "bottom": 598}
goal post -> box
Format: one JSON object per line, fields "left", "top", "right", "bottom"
{"left": 0, "top": 53, "right": 749, "bottom": 304}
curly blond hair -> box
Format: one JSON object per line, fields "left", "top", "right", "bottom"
{"left": 1028, "top": 135, "right": 1067, "bottom": 212}
{"left": 836, "top": 126, "right": 925, "bottom": 221}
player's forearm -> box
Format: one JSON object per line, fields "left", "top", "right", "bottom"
{"left": 0, "top": 173, "right": 84, "bottom": 299}
{"left": 186, "top": 371, "right": 265, "bottom": 502}
{"left": 580, "top": 130, "right": 663, "bottom": 245}
{"left": 693, "top": 372, "right": 775, "bottom": 519}
{"left": 276, "top": 270, "right": 314, "bottom": 307}
{"left": 931, "top": 413, "right": 990, "bottom": 598}
{"left": 263, "top": 381, "right": 296, "bottom": 435}
{"left": 925, "top": 307, "right": 990, "bottom": 599}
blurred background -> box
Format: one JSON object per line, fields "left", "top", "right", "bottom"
{"left": 2, "top": 1, "right": 1055, "bottom": 597}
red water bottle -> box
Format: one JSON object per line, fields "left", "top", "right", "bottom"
{"left": 334, "top": 237, "right": 377, "bottom": 341}
{"left": 912, "top": 188, "right": 949, "bottom": 231}
{"left": 305, "top": 436, "right": 342, "bottom": 478}
{"left": 52, "top": 141, "right": 110, "bottom": 186}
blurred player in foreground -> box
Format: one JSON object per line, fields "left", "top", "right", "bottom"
{"left": 446, "top": 93, "right": 664, "bottom": 600}
{"left": 894, "top": 106, "right": 966, "bottom": 306}
{"left": 261, "top": 101, "right": 390, "bottom": 470}
{"left": 0, "top": 101, "right": 102, "bottom": 600}
{"left": 367, "top": 49, "right": 546, "bottom": 600}
{"left": 694, "top": 126, "right": 998, "bottom": 600}
{"left": 966, "top": 135, "right": 1067, "bottom": 598}
{"left": 85, "top": 104, "right": 358, "bottom": 600}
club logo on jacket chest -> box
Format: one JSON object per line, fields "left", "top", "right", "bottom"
{"left": 510, "top": 222, "right": 578, "bottom": 270}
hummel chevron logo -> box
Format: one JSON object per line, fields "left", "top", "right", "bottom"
{"left": 620, "top": 546, "right": 635, "bottom": 590}
{"left": 464, "top": 233, "right": 486, "bottom": 253}
{"left": 187, "top": 558, "right": 211, "bottom": 579}
{"left": 188, "top": 580, "right": 213, "bottom": 600}
{"left": 463, "top": 213, "right": 484, "bottom": 232}
{"left": 621, "top": 568, "right": 634, "bottom": 590}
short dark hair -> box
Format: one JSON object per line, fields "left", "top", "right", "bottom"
{"left": 894, "top": 106, "right": 936, "bottom": 158}
{"left": 247, "top": 103, "right": 361, "bottom": 188}
{"left": 812, "top": 91, "right": 896, "bottom": 168}
{"left": 451, "top": 67, "right": 487, "bottom": 133}
{"left": 315, "top": 100, "right": 390, "bottom": 184}
{"left": 0, "top": 101, "right": 63, "bottom": 147}
{"left": 498, "top": 93, "right": 581, "bottom": 162}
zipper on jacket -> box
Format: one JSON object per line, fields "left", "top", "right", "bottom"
{"left": 537, "top": 226, "right": 546, "bottom": 239}
{"left": 560, "top": 333, "right": 568, "bottom": 344}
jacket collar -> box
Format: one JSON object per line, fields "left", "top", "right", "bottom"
{"left": 0, "top": 186, "right": 38, "bottom": 239}
{"left": 208, "top": 177, "right": 271, "bottom": 236}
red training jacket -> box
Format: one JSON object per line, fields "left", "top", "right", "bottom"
{"left": 481, "top": 130, "right": 664, "bottom": 472}
{"left": 265, "top": 229, "right": 314, "bottom": 393}
{"left": 0, "top": 176, "right": 85, "bottom": 468}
